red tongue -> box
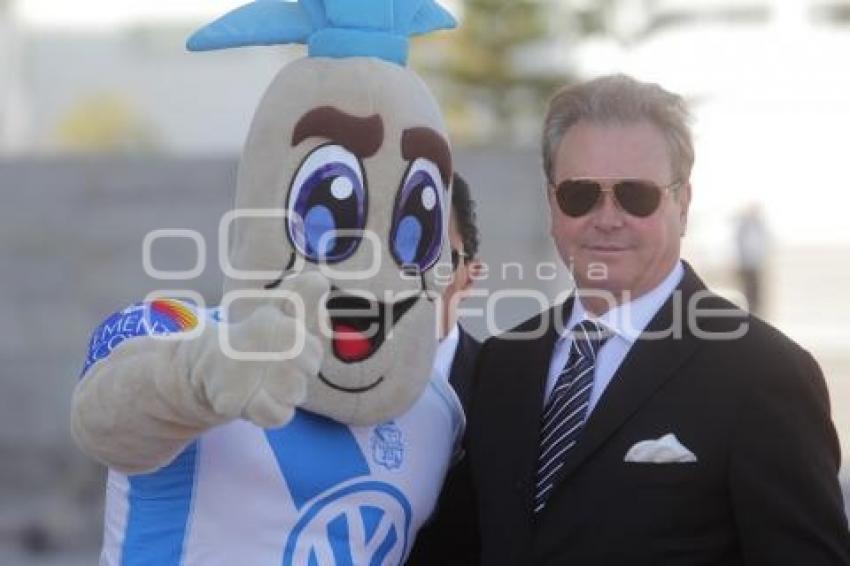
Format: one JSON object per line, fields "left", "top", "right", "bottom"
{"left": 332, "top": 323, "right": 374, "bottom": 362}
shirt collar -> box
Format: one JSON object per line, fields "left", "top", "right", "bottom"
{"left": 432, "top": 323, "right": 460, "bottom": 381}
{"left": 563, "top": 260, "right": 684, "bottom": 344}
{"left": 442, "top": 323, "right": 460, "bottom": 346}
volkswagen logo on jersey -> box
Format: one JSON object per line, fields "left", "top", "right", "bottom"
{"left": 283, "top": 481, "right": 411, "bottom": 565}
{"left": 266, "top": 412, "right": 414, "bottom": 565}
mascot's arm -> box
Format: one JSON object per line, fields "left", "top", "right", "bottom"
{"left": 71, "top": 272, "right": 328, "bottom": 474}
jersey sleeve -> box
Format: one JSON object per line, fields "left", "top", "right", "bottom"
{"left": 80, "top": 299, "right": 209, "bottom": 378}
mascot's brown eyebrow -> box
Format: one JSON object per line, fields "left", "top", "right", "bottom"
{"left": 401, "top": 127, "right": 452, "bottom": 187}
{"left": 292, "top": 106, "right": 383, "bottom": 158}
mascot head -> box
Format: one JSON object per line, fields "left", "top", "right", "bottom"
{"left": 189, "top": 0, "right": 456, "bottom": 425}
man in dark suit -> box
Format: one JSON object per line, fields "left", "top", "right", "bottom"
{"left": 417, "top": 75, "right": 850, "bottom": 565}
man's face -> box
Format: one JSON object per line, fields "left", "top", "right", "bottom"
{"left": 548, "top": 120, "right": 690, "bottom": 306}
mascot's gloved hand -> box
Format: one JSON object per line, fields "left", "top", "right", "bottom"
{"left": 191, "top": 271, "right": 327, "bottom": 429}
{"left": 71, "top": 271, "right": 329, "bottom": 474}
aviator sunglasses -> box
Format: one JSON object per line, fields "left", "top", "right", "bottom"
{"left": 552, "top": 178, "right": 682, "bottom": 218}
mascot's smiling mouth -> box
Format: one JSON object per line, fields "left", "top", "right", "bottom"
{"left": 265, "top": 267, "right": 425, "bottom": 392}
{"left": 325, "top": 289, "right": 419, "bottom": 363}
{"left": 317, "top": 289, "right": 419, "bottom": 393}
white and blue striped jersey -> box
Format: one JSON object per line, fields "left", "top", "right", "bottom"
{"left": 83, "top": 303, "right": 464, "bottom": 566}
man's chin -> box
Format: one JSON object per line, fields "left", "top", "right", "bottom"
{"left": 573, "top": 269, "right": 635, "bottom": 305}
{"left": 574, "top": 257, "right": 626, "bottom": 286}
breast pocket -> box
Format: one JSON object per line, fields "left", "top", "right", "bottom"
{"left": 621, "top": 461, "right": 700, "bottom": 489}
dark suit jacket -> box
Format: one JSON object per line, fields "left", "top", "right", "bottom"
{"left": 414, "top": 263, "right": 850, "bottom": 565}
{"left": 447, "top": 325, "right": 482, "bottom": 415}
{"left": 407, "top": 325, "right": 481, "bottom": 564}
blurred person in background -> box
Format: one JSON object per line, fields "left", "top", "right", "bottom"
{"left": 416, "top": 74, "right": 850, "bottom": 565}
{"left": 734, "top": 203, "right": 770, "bottom": 315}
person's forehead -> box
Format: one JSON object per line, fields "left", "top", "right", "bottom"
{"left": 553, "top": 120, "right": 673, "bottom": 181}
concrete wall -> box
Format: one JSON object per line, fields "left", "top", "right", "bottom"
{"left": 0, "top": 150, "right": 558, "bottom": 452}
{"left": 0, "top": 153, "right": 846, "bottom": 561}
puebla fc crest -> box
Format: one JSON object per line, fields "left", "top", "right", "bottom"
{"left": 371, "top": 422, "right": 405, "bottom": 471}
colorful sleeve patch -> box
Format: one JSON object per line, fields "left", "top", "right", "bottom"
{"left": 80, "top": 299, "right": 200, "bottom": 378}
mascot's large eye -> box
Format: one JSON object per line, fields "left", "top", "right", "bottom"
{"left": 286, "top": 144, "right": 367, "bottom": 263}
{"left": 389, "top": 158, "right": 445, "bottom": 272}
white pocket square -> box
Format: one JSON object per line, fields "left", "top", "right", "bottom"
{"left": 624, "top": 433, "right": 697, "bottom": 463}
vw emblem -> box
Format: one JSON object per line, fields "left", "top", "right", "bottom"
{"left": 283, "top": 481, "right": 412, "bottom": 566}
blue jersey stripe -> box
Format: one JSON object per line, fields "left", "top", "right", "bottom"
{"left": 370, "top": 522, "right": 398, "bottom": 566}
{"left": 265, "top": 410, "right": 369, "bottom": 510}
{"left": 121, "top": 441, "right": 199, "bottom": 566}
{"left": 327, "top": 515, "right": 354, "bottom": 566}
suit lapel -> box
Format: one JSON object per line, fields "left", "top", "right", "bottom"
{"left": 498, "top": 302, "right": 569, "bottom": 518}
{"left": 448, "top": 327, "right": 481, "bottom": 411}
{"left": 449, "top": 327, "right": 474, "bottom": 387}
{"left": 552, "top": 265, "right": 706, "bottom": 485}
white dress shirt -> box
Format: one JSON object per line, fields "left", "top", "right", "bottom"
{"left": 544, "top": 261, "right": 685, "bottom": 414}
{"left": 432, "top": 323, "right": 460, "bottom": 383}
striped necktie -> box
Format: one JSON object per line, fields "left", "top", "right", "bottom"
{"left": 533, "top": 319, "right": 610, "bottom": 514}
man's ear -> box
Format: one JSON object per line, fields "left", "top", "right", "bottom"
{"left": 546, "top": 184, "right": 558, "bottom": 237}
{"left": 678, "top": 181, "right": 692, "bottom": 234}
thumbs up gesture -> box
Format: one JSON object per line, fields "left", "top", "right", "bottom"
{"left": 185, "top": 271, "right": 330, "bottom": 428}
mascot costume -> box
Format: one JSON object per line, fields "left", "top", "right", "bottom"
{"left": 70, "top": 1, "right": 463, "bottom": 564}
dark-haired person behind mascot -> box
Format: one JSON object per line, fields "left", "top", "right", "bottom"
{"left": 417, "top": 75, "right": 850, "bottom": 565}
{"left": 435, "top": 173, "right": 482, "bottom": 412}
{"left": 407, "top": 173, "right": 483, "bottom": 565}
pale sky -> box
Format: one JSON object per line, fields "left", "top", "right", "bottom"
{"left": 12, "top": 0, "right": 462, "bottom": 29}
{"left": 14, "top": 1, "right": 268, "bottom": 28}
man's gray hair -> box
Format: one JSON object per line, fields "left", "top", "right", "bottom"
{"left": 542, "top": 74, "right": 694, "bottom": 185}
